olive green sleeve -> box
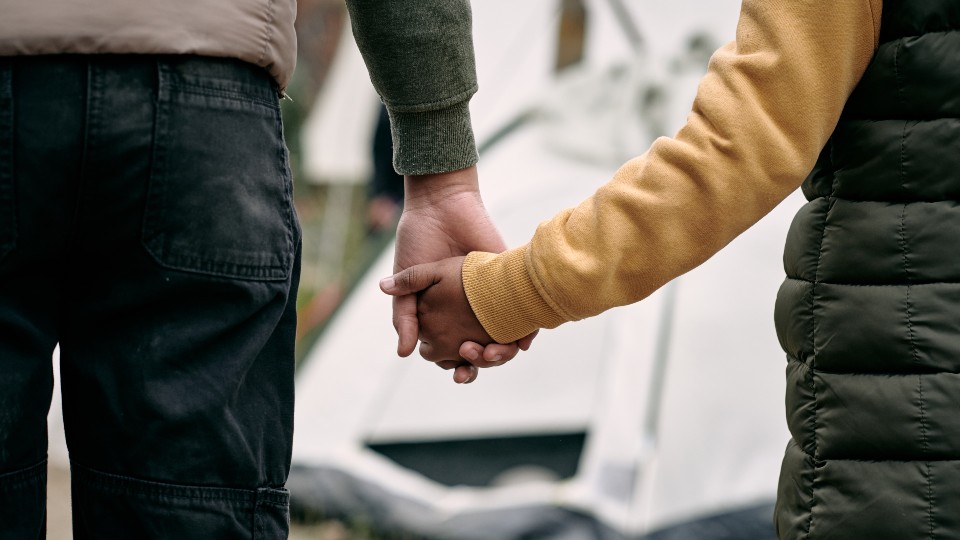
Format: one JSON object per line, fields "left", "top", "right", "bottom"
{"left": 345, "top": 0, "right": 479, "bottom": 175}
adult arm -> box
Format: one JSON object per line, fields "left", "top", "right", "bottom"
{"left": 346, "top": 0, "right": 532, "bottom": 381}
{"left": 345, "top": 0, "right": 478, "bottom": 175}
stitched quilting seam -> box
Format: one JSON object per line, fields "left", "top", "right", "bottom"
{"left": 784, "top": 278, "right": 960, "bottom": 287}
{"left": 802, "top": 195, "right": 833, "bottom": 540}
{"left": 893, "top": 40, "right": 906, "bottom": 109}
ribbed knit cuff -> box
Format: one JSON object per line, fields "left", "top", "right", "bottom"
{"left": 387, "top": 100, "right": 478, "bottom": 176}
{"left": 462, "top": 247, "right": 567, "bottom": 344}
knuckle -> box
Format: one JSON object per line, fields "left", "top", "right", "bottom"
{"left": 419, "top": 342, "right": 437, "bottom": 362}
{"left": 398, "top": 267, "right": 419, "bottom": 291}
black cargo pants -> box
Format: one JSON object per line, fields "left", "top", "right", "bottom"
{"left": 0, "top": 55, "right": 300, "bottom": 538}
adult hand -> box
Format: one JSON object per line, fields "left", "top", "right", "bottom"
{"left": 393, "top": 165, "right": 532, "bottom": 381}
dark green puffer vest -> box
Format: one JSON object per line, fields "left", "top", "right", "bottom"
{"left": 773, "top": 2, "right": 960, "bottom": 538}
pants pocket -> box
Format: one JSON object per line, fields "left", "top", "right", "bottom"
{"left": 142, "top": 61, "right": 297, "bottom": 281}
{"left": 0, "top": 61, "right": 16, "bottom": 264}
{"left": 0, "top": 461, "right": 46, "bottom": 540}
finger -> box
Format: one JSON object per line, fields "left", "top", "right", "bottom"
{"left": 380, "top": 264, "right": 438, "bottom": 296}
{"left": 458, "top": 341, "right": 515, "bottom": 368}
{"left": 517, "top": 330, "right": 539, "bottom": 351}
{"left": 481, "top": 342, "right": 518, "bottom": 367}
{"left": 393, "top": 295, "right": 419, "bottom": 357}
{"left": 453, "top": 363, "right": 479, "bottom": 384}
{"left": 420, "top": 341, "right": 458, "bottom": 364}
{"left": 435, "top": 359, "right": 460, "bottom": 370}
{"left": 458, "top": 341, "right": 484, "bottom": 364}
{"left": 419, "top": 341, "right": 437, "bottom": 362}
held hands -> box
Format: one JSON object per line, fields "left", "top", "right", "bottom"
{"left": 380, "top": 257, "right": 521, "bottom": 382}
{"left": 390, "top": 166, "right": 534, "bottom": 383}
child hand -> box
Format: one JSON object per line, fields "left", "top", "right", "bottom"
{"left": 380, "top": 256, "right": 506, "bottom": 382}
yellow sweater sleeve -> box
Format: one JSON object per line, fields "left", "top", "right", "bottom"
{"left": 463, "top": 0, "right": 883, "bottom": 344}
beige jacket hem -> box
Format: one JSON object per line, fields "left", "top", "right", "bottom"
{"left": 0, "top": 0, "right": 297, "bottom": 90}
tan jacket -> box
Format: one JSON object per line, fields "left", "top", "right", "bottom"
{"left": 0, "top": 0, "right": 297, "bottom": 89}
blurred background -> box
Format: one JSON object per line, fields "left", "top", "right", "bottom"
{"left": 46, "top": 0, "right": 806, "bottom": 538}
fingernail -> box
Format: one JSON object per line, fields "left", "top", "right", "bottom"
{"left": 380, "top": 277, "right": 395, "bottom": 291}
{"left": 463, "top": 348, "right": 479, "bottom": 361}
{"left": 492, "top": 355, "right": 502, "bottom": 363}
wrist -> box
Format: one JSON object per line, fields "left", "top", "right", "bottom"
{"left": 462, "top": 247, "right": 563, "bottom": 343}
{"left": 403, "top": 166, "right": 481, "bottom": 211}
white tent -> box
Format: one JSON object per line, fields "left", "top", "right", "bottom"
{"left": 290, "top": 1, "right": 800, "bottom": 538}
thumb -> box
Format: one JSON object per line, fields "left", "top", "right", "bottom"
{"left": 380, "top": 263, "right": 439, "bottom": 296}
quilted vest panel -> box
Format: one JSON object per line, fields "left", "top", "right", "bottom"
{"left": 773, "top": 2, "right": 960, "bottom": 538}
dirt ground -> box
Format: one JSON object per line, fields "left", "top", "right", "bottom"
{"left": 45, "top": 465, "right": 351, "bottom": 540}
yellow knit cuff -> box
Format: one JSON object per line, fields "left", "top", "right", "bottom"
{"left": 462, "top": 247, "right": 567, "bottom": 344}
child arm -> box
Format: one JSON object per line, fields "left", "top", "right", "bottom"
{"left": 465, "top": 0, "right": 883, "bottom": 344}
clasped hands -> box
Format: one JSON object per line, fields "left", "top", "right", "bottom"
{"left": 380, "top": 166, "right": 534, "bottom": 384}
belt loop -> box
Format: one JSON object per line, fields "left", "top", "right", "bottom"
{"left": 0, "top": 57, "right": 14, "bottom": 155}
{"left": 152, "top": 57, "right": 162, "bottom": 100}
{"left": 0, "top": 57, "right": 11, "bottom": 104}
{"left": 0, "top": 57, "right": 16, "bottom": 262}
{"left": 155, "top": 58, "right": 167, "bottom": 102}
